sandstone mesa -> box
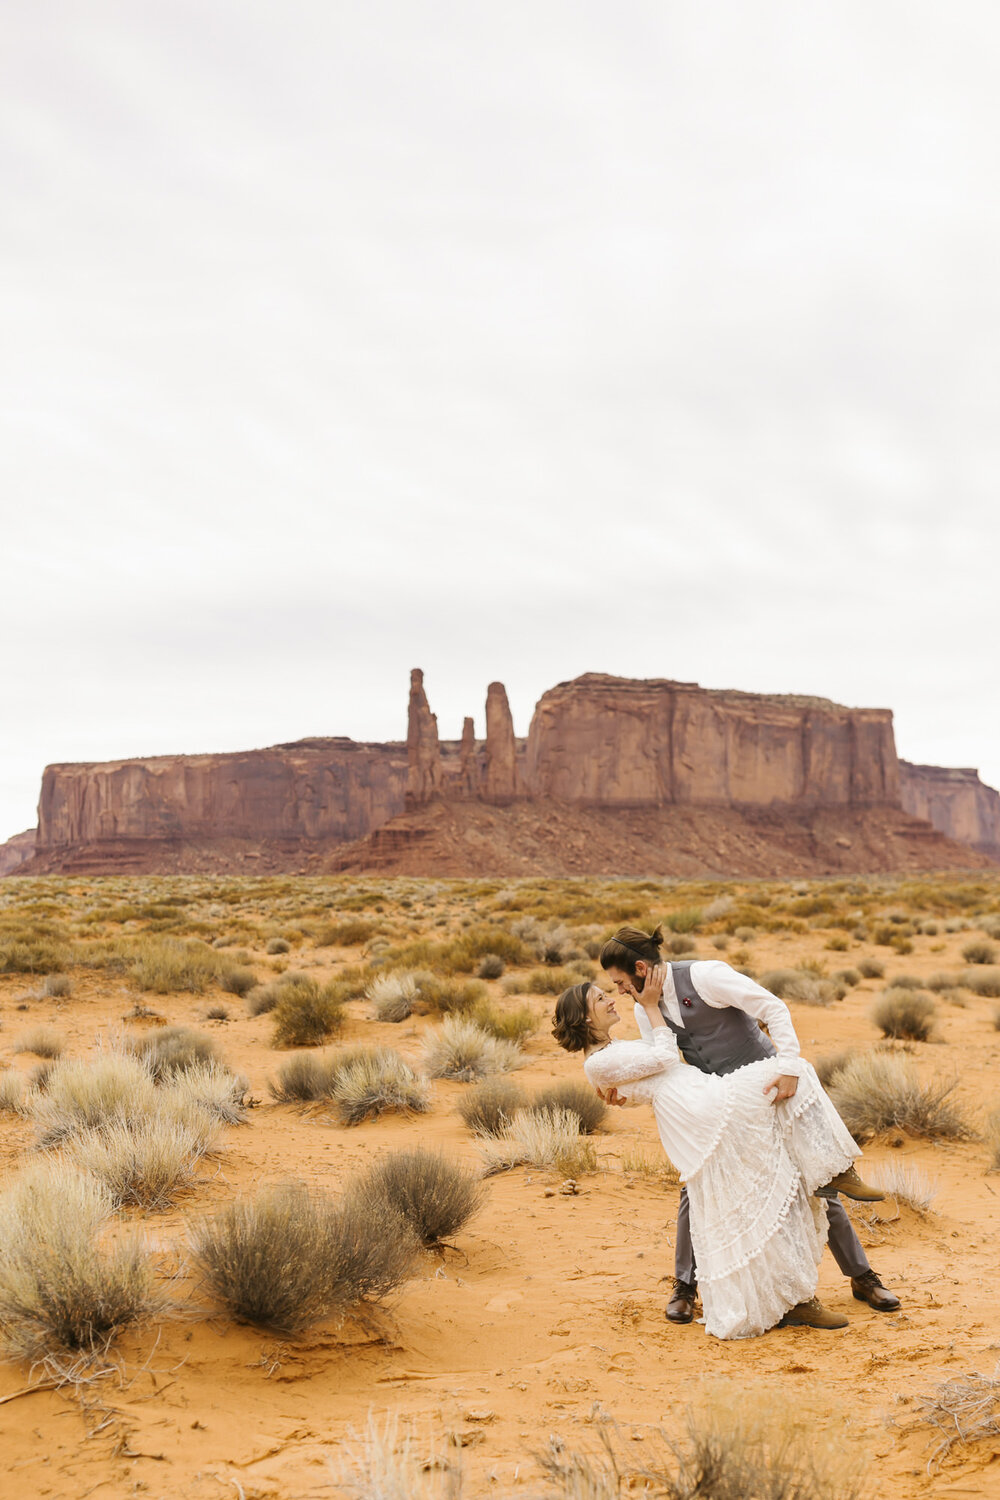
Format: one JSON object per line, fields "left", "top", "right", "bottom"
{"left": 4, "top": 670, "right": 999, "bottom": 877}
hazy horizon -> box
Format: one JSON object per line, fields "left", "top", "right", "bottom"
{"left": 4, "top": 2, "right": 999, "bottom": 843}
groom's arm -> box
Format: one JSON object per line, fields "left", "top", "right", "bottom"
{"left": 691, "top": 960, "right": 802, "bottom": 1102}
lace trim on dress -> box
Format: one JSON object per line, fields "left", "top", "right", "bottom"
{"left": 695, "top": 1172, "right": 828, "bottom": 1284}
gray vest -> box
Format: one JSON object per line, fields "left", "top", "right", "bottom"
{"left": 660, "top": 961, "right": 776, "bottom": 1076}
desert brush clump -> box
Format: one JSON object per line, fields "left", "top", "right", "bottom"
{"left": 65, "top": 1111, "right": 214, "bottom": 1210}
{"left": 413, "top": 974, "right": 487, "bottom": 1015}
{"left": 41, "top": 974, "right": 72, "bottom": 998}
{"left": 502, "top": 966, "right": 581, "bottom": 997}
{"left": 168, "top": 1060, "right": 249, "bottom": 1123}
{"left": 271, "top": 976, "right": 346, "bottom": 1047}
{"left": 350, "top": 1147, "right": 485, "bottom": 1248}
{"left": 813, "top": 1048, "right": 860, "bottom": 1089}
{"left": 828, "top": 1052, "right": 969, "bottom": 1141}
{"left": 0, "top": 937, "right": 71, "bottom": 975}
{"left": 856, "top": 957, "right": 886, "bottom": 979}
{"left": 126, "top": 1025, "right": 219, "bottom": 1080}
{"left": 0, "top": 1070, "right": 26, "bottom": 1112}
{"left": 30, "top": 1053, "right": 157, "bottom": 1147}
{"left": 758, "top": 968, "right": 840, "bottom": 1006}
{"left": 479, "top": 1106, "right": 599, "bottom": 1176}
{"left": 866, "top": 1161, "right": 939, "bottom": 1213}
{"left": 910, "top": 1368, "right": 1000, "bottom": 1470}
{"left": 528, "top": 1079, "right": 608, "bottom": 1134}
{"left": 926, "top": 970, "right": 961, "bottom": 992}
{"left": 219, "top": 965, "right": 256, "bottom": 997}
{"left": 869, "top": 987, "right": 938, "bottom": 1041}
{"left": 313, "top": 917, "right": 380, "bottom": 948}
{"left": 422, "top": 1016, "right": 523, "bottom": 1081}
{"left": 961, "top": 966, "right": 1000, "bottom": 997}
{"left": 269, "top": 1050, "right": 339, "bottom": 1103}
{"left": 457, "top": 1077, "right": 527, "bottom": 1136}
{"left": 265, "top": 936, "right": 290, "bottom": 955}
{"left": 118, "top": 936, "right": 229, "bottom": 993}
{"left": 366, "top": 970, "right": 417, "bottom": 1022}
{"left": 190, "top": 1179, "right": 416, "bottom": 1334}
{"left": 12, "top": 1027, "right": 65, "bottom": 1059}
{"left": 961, "top": 939, "right": 998, "bottom": 966}
{"left": 330, "top": 1047, "right": 431, "bottom": 1126}
{"left": 475, "top": 952, "right": 505, "bottom": 979}
{"left": 470, "top": 996, "right": 537, "bottom": 1043}
{"left": 0, "top": 1160, "right": 160, "bottom": 1360}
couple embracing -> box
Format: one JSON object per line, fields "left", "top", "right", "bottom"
{"left": 552, "top": 926, "right": 901, "bottom": 1341}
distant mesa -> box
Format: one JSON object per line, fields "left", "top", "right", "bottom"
{"left": 3, "top": 669, "right": 998, "bottom": 877}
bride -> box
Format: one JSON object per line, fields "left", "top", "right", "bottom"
{"left": 552, "top": 966, "right": 873, "bottom": 1340}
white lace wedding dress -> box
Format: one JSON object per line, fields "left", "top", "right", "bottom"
{"left": 584, "top": 1028, "right": 859, "bottom": 1340}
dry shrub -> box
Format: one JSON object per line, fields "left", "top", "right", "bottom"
{"left": 0, "top": 938, "right": 70, "bottom": 975}
{"left": 962, "top": 967, "right": 1000, "bottom": 997}
{"left": 314, "top": 918, "right": 378, "bottom": 947}
{"left": 457, "top": 1077, "right": 526, "bottom": 1135}
{"left": 832, "top": 967, "right": 861, "bottom": 987}
{"left": 0, "top": 1070, "right": 26, "bottom": 1113}
{"left": 479, "top": 1106, "right": 598, "bottom": 1176}
{"left": 331, "top": 1047, "right": 430, "bottom": 1126}
{"left": 366, "top": 971, "right": 416, "bottom": 1022}
{"left": 664, "top": 907, "right": 703, "bottom": 934}
{"left": 867, "top": 1161, "right": 939, "bottom": 1213}
{"left": 270, "top": 1051, "right": 337, "bottom": 1103}
{"left": 272, "top": 978, "right": 346, "bottom": 1047}
{"left": 191, "top": 1180, "right": 414, "bottom": 1333}
{"left": 911, "top": 1368, "right": 1000, "bottom": 1469}
{"left": 926, "top": 971, "right": 960, "bottom": 992}
{"left": 422, "top": 1016, "right": 522, "bottom": 1081}
{"left": 869, "top": 988, "right": 938, "bottom": 1041}
{"left": 0, "top": 1160, "right": 158, "bottom": 1360}
{"left": 352, "top": 1148, "right": 485, "bottom": 1247}
{"left": 828, "top": 1053, "right": 969, "bottom": 1141}
{"left": 857, "top": 957, "right": 885, "bottom": 979}
{"left": 246, "top": 980, "right": 283, "bottom": 1016}
{"left": 203, "top": 1003, "right": 229, "bottom": 1021}
{"left": 125, "top": 937, "right": 226, "bottom": 993}
{"left": 529, "top": 1079, "right": 607, "bottom": 1134}
{"left": 471, "top": 996, "right": 537, "bottom": 1043}
{"left": 41, "top": 974, "right": 72, "bottom": 999}
{"left": 66, "top": 1112, "right": 212, "bottom": 1210}
{"left": 813, "top": 1048, "right": 859, "bottom": 1089}
{"left": 618, "top": 1146, "right": 680, "bottom": 1184}
{"left": 265, "top": 937, "right": 290, "bottom": 955}
{"left": 127, "top": 1025, "right": 219, "bottom": 1079}
{"left": 502, "top": 966, "right": 580, "bottom": 997}
{"left": 169, "top": 1060, "right": 249, "bottom": 1123}
{"left": 667, "top": 934, "right": 696, "bottom": 956}
{"left": 13, "top": 1027, "right": 65, "bottom": 1059}
{"left": 219, "top": 965, "right": 256, "bottom": 997}
{"left": 758, "top": 968, "right": 838, "bottom": 1006}
{"left": 416, "top": 974, "right": 486, "bottom": 1015}
{"left": 476, "top": 952, "right": 505, "bottom": 979}
{"left": 31, "top": 1054, "right": 157, "bottom": 1147}
{"left": 961, "top": 939, "right": 997, "bottom": 966}
{"left": 333, "top": 1414, "right": 436, "bottom": 1500}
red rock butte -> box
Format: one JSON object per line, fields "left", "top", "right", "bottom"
{"left": 5, "top": 670, "right": 999, "bottom": 877}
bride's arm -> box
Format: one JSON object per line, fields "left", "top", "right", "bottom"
{"left": 584, "top": 1030, "right": 679, "bottom": 1091}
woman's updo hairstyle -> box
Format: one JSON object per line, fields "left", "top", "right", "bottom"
{"left": 599, "top": 924, "right": 665, "bottom": 979}
{"left": 551, "top": 982, "right": 597, "bottom": 1052}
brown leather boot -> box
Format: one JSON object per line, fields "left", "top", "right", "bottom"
{"left": 850, "top": 1270, "right": 901, "bottom": 1311}
{"left": 824, "top": 1166, "right": 886, "bottom": 1202}
{"left": 666, "top": 1279, "right": 697, "bottom": 1324}
{"left": 777, "top": 1297, "right": 849, "bottom": 1330}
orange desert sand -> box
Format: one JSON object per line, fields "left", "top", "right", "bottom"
{"left": 0, "top": 873, "right": 998, "bottom": 1499}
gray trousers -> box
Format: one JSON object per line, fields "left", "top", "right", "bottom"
{"left": 674, "top": 1181, "right": 871, "bottom": 1286}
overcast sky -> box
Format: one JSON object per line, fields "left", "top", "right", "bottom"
{"left": 3, "top": 2, "right": 999, "bottom": 843}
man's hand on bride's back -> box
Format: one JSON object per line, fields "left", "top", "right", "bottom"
{"left": 597, "top": 1085, "right": 626, "bottom": 1107}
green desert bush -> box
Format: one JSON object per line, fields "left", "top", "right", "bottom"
{"left": 529, "top": 1079, "right": 607, "bottom": 1134}
{"left": 331, "top": 1047, "right": 430, "bottom": 1126}
{"left": 271, "top": 978, "right": 346, "bottom": 1047}
{"left": 219, "top": 966, "right": 256, "bottom": 998}
{"left": 12, "top": 1027, "right": 65, "bottom": 1059}
{"left": 366, "top": 971, "right": 416, "bottom": 1022}
{"left": 857, "top": 957, "right": 886, "bottom": 979}
{"left": 0, "top": 1160, "right": 159, "bottom": 1359}
{"left": 127, "top": 1025, "right": 219, "bottom": 1080}
{"left": 351, "top": 1148, "right": 485, "bottom": 1248}
{"left": 664, "top": 907, "right": 703, "bottom": 934}
{"left": 422, "top": 1016, "right": 523, "bottom": 1081}
{"left": 470, "top": 996, "right": 537, "bottom": 1043}
{"left": 962, "top": 939, "right": 998, "bottom": 966}
{"left": 191, "top": 1180, "right": 415, "bottom": 1334}
{"left": 480, "top": 1106, "right": 598, "bottom": 1177}
{"left": 962, "top": 967, "right": 1000, "bottom": 997}
{"left": 457, "top": 1077, "right": 527, "bottom": 1136}
{"left": 870, "top": 988, "right": 938, "bottom": 1041}
{"left": 828, "top": 1053, "right": 969, "bottom": 1141}
{"left": 0, "top": 938, "right": 71, "bottom": 975}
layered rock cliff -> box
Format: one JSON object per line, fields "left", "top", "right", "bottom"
{"left": 0, "top": 828, "right": 36, "bottom": 876}
{"left": 900, "top": 761, "right": 1000, "bottom": 860}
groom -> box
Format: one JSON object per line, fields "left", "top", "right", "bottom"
{"left": 599, "top": 926, "right": 902, "bottom": 1329}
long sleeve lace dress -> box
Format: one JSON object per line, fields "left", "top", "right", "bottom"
{"left": 584, "top": 1028, "right": 859, "bottom": 1339}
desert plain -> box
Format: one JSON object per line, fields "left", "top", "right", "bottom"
{"left": 0, "top": 871, "right": 998, "bottom": 1500}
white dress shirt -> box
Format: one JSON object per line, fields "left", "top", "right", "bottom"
{"left": 632, "top": 959, "right": 802, "bottom": 1073}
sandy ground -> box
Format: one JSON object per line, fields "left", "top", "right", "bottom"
{"left": 0, "top": 888, "right": 999, "bottom": 1499}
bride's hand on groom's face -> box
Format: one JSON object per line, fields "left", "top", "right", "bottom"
{"left": 631, "top": 962, "right": 667, "bottom": 1007}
